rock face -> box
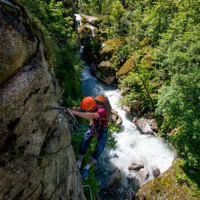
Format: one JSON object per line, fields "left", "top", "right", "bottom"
{"left": 152, "top": 165, "right": 161, "bottom": 178}
{"left": 95, "top": 61, "right": 116, "bottom": 85}
{"left": 0, "top": 2, "right": 85, "bottom": 200}
{"left": 128, "top": 158, "right": 144, "bottom": 171}
{"left": 102, "top": 168, "right": 121, "bottom": 190}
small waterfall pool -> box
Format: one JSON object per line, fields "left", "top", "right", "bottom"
{"left": 75, "top": 14, "right": 174, "bottom": 199}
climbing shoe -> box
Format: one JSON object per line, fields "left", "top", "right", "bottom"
{"left": 81, "top": 169, "right": 88, "bottom": 181}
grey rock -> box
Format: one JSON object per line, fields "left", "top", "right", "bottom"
{"left": 122, "top": 105, "right": 131, "bottom": 113}
{"left": 139, "top": 168, "right": 149, "bottom": 180}
{"left": 128, "top": 158, "right": 144, "bottom": 171}
{"left": 0, "top": 5, "right": 85, "bottom": 200}
{"left": 135, "top": 118, "right": 154, "bottom": 135}
{"left": 109, "top": 109, "right": 123, "bottom": 126}
{"left": 152, "top": 165, "right": 161, "bottom": 178}
{"left": 0, "top": 8, "right": 38, "bottom": 85}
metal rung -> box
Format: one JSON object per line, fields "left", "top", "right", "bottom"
{"left": 83, "top": 185, "right": 93, "bottom": 200}
{"left": 0, "top": 0, "right": 22, "bottom": 25}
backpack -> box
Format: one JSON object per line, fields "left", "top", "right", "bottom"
{"left": 94, "top": 95, "right": 112, "bottom": 118}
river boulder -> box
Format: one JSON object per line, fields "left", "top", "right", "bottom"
{"left": 133, "top": 117, "right": 158, "bottom": 135}
{"left": 139, "top": 168, "right": 149, "bottom": 180}
{"left": 81, "top": 15, "right": 101, "bottom": 27}
{"left": 128, "top": 158, "right": 144, "bottom": 171}
{"left": 78, "top": 24, "right": 97, "bottom": 45}
{"left": 152, "top": 165, "right": 161, "bottom": 178}
{"left": 127, "top": 173, "right": 139, "bottom": 185}
{"left": 95, "top": 61, "right": 116, "bottom": 85}
{"left": 102, "top": 168, "right": 121, "bottom": 190}
{"left": 110, "top": 109, "right": 123, "bottom": 126}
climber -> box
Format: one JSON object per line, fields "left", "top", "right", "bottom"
{"left": 65, "top": 96, "right": 108, "bottom": 180}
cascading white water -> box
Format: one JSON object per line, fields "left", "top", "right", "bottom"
{"left": 75, "top": 14, "right": 174, "bottom": 198}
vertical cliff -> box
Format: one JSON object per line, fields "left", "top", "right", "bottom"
{"left": 0, "top": 1, "right": 85, "bottom": 199}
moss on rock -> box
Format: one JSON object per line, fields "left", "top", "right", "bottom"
{"left": 97, "top": 61, "right": 116, "bottom": 75}
{"left": 116, "top": 57, "right": 135, "bottom": 79}
{"left": 81, "top": 15, "right": 101, "bottom": 27}
{"left": 135, "top": 159, "right": 200, "bottom": 200}
{"left": 95, "top": 61, "right": 116, "bottom": 85}
{"left": 100, "top": 38, "right": 123, "bottom": 61}
{"left": 142, "top": 48, "right": 154, "bottom": 67}
{"left": 78, "top": 24, "right": 96, "bottom": 36}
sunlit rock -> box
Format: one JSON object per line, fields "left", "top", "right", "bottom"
{"left": 110, "top": 109, "right": 123, "bottom": 126}
{"left": 78, "top": 24, "right": 97, "bottom": 38}
{"left": 153, "top": 165, "right": 161, "bottom": 178}
{"left": 116, "top": 57, "right": 135, "bottom": 80}
{"left": 139, "top": 168, "right": 149, "bottom": 180}
{"left": 122, "top": 105, "right": 131, "bottom": 113}
{"left": 133, "top": 117, "right": 158, "bottom": 135}
{"left": 128, "top": 158, "right": 144, "bottom": 171}
{"left": 81, "top": 15, "right": 101, "bottom": 27}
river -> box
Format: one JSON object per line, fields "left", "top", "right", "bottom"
{"left": 75, "top": 14, "right": 174, "bottom": 199}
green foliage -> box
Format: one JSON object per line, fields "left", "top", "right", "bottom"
{"left": 174, "top": 159, "right": 200, "bottom": 199}
{"left": 156, "top": 73, "right": 200, "bottom": 169}
{"left": 19, "top": 0, "right": 83, "bottom": 107}
{"left": 106, "top": 122, "right": 119, "bottom": 148}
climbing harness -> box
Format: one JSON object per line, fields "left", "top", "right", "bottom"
{"left": 0, "top": 0, "right": 22, "bottom": 25}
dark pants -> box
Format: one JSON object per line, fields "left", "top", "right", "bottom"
{"left": 78, "top": 127, "right": 108, "bottom": 163}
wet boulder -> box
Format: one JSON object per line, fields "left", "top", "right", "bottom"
{"left": 122, "top": 105, "right": 131, "bottom": 113}
{"left": 128, "top": 158, "right": 144, "bottom": 171}
{"left": 81, "top": 15, "right": 101, "bottom": 27}
{"left": 139, "top": 168, "right": 149, "bottom": 180}
{"left": 133, "top": 117, "right": 158, "bottom": 135}
{"left": 95, "top": 61, "right": 116, "bottom": 85}
{"left": 110, "top": 109, "right": 123, "bottom": 126}
{"left": 78, "top": 24, "right": 97, "bottom": 45}
{"left": 152, "top": 165, "right": 160, "bottom": 178}
{"left": 127, "top": 173, "right": 139, "bottom": 185}
{"left": 102, "top": 168, "right": 121, "bottom": 190}
{"left": 122, "top": 100, "right": 141, "bottom": 113}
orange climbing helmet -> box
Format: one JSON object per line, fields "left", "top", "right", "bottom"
{"left": 80, "top": 96, "right": 96, "bottom": 111}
